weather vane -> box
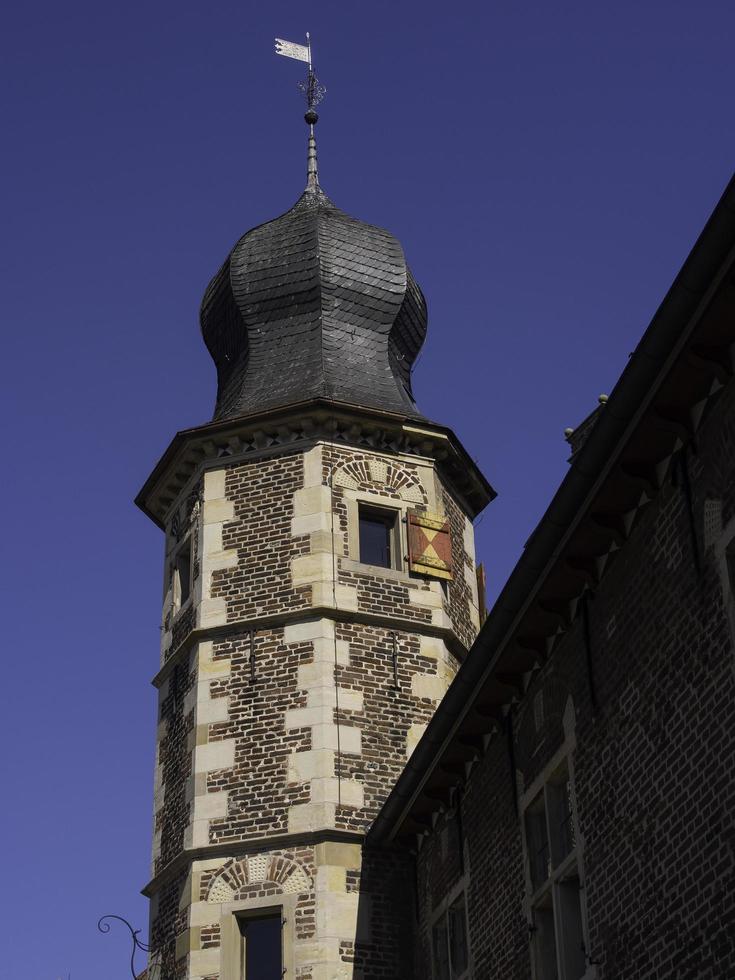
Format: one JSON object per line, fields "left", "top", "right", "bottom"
{"left": 274, "top": 32, "right": 326, "bottom": 122}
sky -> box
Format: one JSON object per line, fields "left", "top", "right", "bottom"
{"left": 1, "top": 0, "right": 733, "bottom": 976}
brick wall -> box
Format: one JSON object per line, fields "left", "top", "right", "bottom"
{"left": 213, "top": 454, "right": 312, "bottom": 620}
{"left": 147, "top": 437, "right": 481, "bottom": 979}
{"left": 335, "top": 622, "right": 455, "bottom": 829}
{"left": 206, "top": 627, "right": 311, "bottom": 842}
{"left": 154, "top": 657, "right": 195, "bottom": 875}
{"left": 411, "top": 380, "right": 735, "bottom": 979}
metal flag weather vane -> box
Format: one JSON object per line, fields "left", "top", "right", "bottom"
{"left": 274, "top": 32, "right": 326, "bottom": 117}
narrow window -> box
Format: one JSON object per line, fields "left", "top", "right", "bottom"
{"left": 447, "top": 893, "right": 469, "bottom": 975}
{"left": 533, "top": 690, "right": 545, "bottom": 732}
{"left": 175, "top": 541, "right": 192, "bottom": 607}
{"left": 359, "top": 505, "right": 397, "bottom": 569}
{"left": 524, "top": 756, "right": 588, "bottom": 980}
{"left": 547, "top": 767, "right": 575, "bottom": 866}
{"left": 557, "top": 875, "right": 586, "bottom": 979}
{"left": 533, "top": 893, "right": 559, "bottom": 980}
{"left": 726, "top": 542, "right": 735, "bottom": 597}
{"left": 525, "top": 793, "right": 550, "bottom": 890}
{"left": 432, "top": 915, "right": 450, "bottom": 980}
{"left": 238, "top": 911, "right": 282, "bottom": 979}
{"left": 431, "top": 892, "right": 470, "bottom": 979}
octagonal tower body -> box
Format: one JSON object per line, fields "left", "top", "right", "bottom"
{"left": 138, "top": 156, "right": 493, "bottom": 980}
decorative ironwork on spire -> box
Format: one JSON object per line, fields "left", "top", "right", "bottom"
{"left": 275, "top": 32, "right": 326, "bottom": 190}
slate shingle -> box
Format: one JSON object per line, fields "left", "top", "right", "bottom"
{"left": 200, "top": 185, "right": 428, "bottom": 421}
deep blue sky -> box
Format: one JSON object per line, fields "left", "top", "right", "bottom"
{"left": 1, "top": 0, "right": 733, "bottom": 976}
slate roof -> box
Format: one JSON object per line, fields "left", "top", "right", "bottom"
{"left": 201, "top": 180, "right": 428, "bottom": 422}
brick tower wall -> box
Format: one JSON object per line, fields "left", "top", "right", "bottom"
{"left": 147, "top": 439, "right": 481, "bottom": 980}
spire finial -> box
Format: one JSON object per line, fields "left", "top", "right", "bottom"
{"left": 305, "top": 117, "right": 319, "bottom": 190}
{"left": 275, "top": 32, "right": 327, "bottom": 191}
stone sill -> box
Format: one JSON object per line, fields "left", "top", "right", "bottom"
{"left": 340, "top": 556, "right": 414, "bottom": 584}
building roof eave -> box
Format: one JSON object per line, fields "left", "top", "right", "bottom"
{"left": 368, "top": 171, "right": 735, "bottom": 847}
{"left": 135, "top": 397, "right": 496, "bottom": 529}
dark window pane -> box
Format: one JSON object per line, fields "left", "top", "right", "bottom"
{"left": 448, "top": 895, "right": 469, "bottom": 976}
{"left": 548, "top": 768, "right": 576, "bottom": 866}
{"left": 176, "top": 544, "right": 191, "bottom": 605}
{"left": 533, "top": 903, "right": 559, "bottom": 980}
{"left": 239, "top": 913, "right": 282, "bottom": 979}
{"left": 727, "top": 546, "right": 735, "bottom": 597}
{"left": 558, "top": 877, "right": 586, "bottom": 980}
{"left": 526, "top": 796, "right": 550, "bottom": 890}
{"left": 557, "top": 776, "right": 576, "bottom": 860}
{"left": 432, "top": 913, "right": 450, "bottom": 980}
{"left": 359, "top": 510, "right": 394, "bottom": 567}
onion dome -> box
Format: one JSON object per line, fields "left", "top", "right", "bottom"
{"left": 200, "top": 126, "right": 428, "bottom": 421}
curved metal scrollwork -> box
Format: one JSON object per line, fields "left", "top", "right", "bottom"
{"left": 298, "top": 71, "right": 326, "bottom": 110}
{"left": 97, "top": 915, "right": 155, "bottom": 979}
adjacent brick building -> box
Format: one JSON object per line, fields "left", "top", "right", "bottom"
{"left": 137, "top": 106, "right": 735, "bottom": 978}
{"left": 369, "top": 173, "right": 735, "bottom": 979}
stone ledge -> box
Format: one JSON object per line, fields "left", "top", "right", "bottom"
{"left": 142, "top": 828, "right": 367, "bottom": 897}
{"left": 152, "top": 606, "right": 469, "bottom": 688}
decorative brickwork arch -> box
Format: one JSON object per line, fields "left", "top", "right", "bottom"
{"left": 332, "top": 454, "right": 427, "bottom": 505}
{"left": 205, "top": 854, "right": 311, "bottom": 903}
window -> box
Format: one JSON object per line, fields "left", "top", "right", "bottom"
{"left": 174, "top": 539, "right": 192, "bottom": 608}
{"left": 715, "top": 523, "right": 735, "bottom": 649}
{"left": 237, "top": 911, "right": 282, "bottom": 979}
{"left": 525, "top": 794, "right": 551, "bottom": 891}
{"left": 524, "top": 759, "right": 587, "bottom": 980}
{"left": 432, "top": 892, "right": 470, "bottom": 980}
{"left": 727, "top": 541, "right": 735, "bottom": 599}
{"left": 358, "top": 504, "right": 399, "bottom": 569}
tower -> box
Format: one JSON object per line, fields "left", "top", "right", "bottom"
{"left": 137, "top": 113, "right": 493, "bottom": 979}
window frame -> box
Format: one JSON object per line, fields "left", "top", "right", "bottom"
{"left": 429, "top": 879, "right": 473, "bottom": 980}
{"left": 343, "top": 492, "right": 408, "bottom": 576}
{"left": 219, "top": 894, "right": 296, "bottom": 980}
{"left": 236, "top": 907, "right": 283, "bottom": 979}
{"left": 520, "top": 724, "right": 594, "bottom": 980}
{"left": 169, "top": 533, "right": 193, "bottom": 617}
{"left": 357, "top": 502, "right": 402, "bottom": 571}
{"left": 715, "top": 514, "right": 735, "bottom": 652}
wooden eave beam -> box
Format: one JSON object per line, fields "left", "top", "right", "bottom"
{"left": 619, "top": 459, "right": 662, "bottom": 497}
{"left": 458, "top": 733, "right": 488, "bottom": 754}
{"left": 443, "top": 742, "right": 480, "bottom": 764}
{"left": 472, "top": 700, "right": 507, "bottom": 726}
{"left": 515, "top": 634, "right": 552, "bottom": 662}
{"left": 421, "top": 786, "right": 454, "bottom": 807}
{"left": 494, "top": 672, "right": 526, "bottom": 699}
{"left": 589, "top": 510, "right": 628, "bottom": 545}
{"left": 687, "top": 343, "right": 735, "bottom": 384}
{"left": 495, "top": 644, "right": 540, "bottom": 674}
{"left": 652, "top": 404, "right": 696, "bottom": 442}
{"left": 463, "top": 706, "right": 503, "bottom": 736}
{"left": 564, "top": 554, "right": 602, "bottom": 589}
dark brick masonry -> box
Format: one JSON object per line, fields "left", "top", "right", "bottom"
{"left": 408, "top": 377, "right": 735, "bottom": 979}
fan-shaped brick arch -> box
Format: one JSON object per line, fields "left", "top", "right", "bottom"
{"left": 205, "top": 854, "right": 311, "bottom": 903}
{"left": 332, "top": 455, "right": 426, "bottom": 505}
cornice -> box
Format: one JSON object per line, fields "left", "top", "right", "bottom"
{"left": 142, "top": 828, "right": 366, "bottom": 897}
{"left": 135, "top": 398, "right": 495, "bottom": 529}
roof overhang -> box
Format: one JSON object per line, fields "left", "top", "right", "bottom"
{"left": 135, "top": 397, "right": 495, "bottom": 529}
{"left": 369, "top": 172, "right": 735, "bottom": 847}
